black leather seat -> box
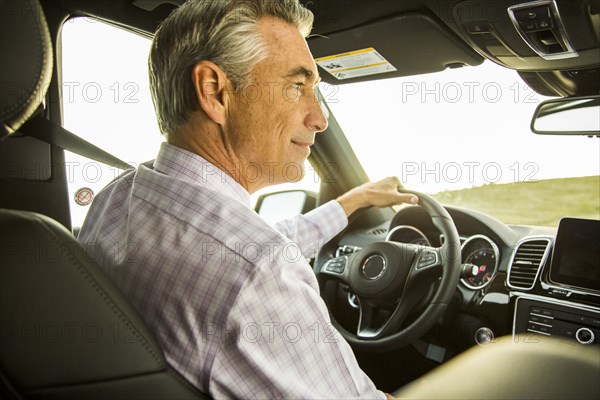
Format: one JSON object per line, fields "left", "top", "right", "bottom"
{"left": 0, "top": 1, "right": 205, "bottom": 398}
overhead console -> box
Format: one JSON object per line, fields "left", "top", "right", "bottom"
{"left": 453, "top": 0, "right": 600, "bottom": 71}
{"left": 507, "top": 0, "right": 577, "bottom": 60}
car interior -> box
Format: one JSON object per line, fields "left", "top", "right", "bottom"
{"left": 1, "top": 0, "right": 599, "bottom": 399}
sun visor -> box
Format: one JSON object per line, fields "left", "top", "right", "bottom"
{"left": 308, "top": 13, "right": 484, "bottom": 84}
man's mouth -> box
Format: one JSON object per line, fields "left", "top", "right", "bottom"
{"left": 291, "top": 140, "right": 314, "bottom": 147}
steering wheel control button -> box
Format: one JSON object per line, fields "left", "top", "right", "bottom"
{"left": 575, "top": 328, "right": 595, "bottom": 345}
{"left": 361, "top": 255, "right": 387, "bottom": 280}
{"left": 324, "top": 257, "right": 346, "bottom": 274}
{"left": 336, "top": 245, "right": 362, "bottom": 257}
{"left": 417, "top": 250, "right": 438, "bottom": 269}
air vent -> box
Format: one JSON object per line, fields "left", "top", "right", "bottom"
{"left": 368, "top": 228, "right": 388, "bottom": 236}
{"left": 507, "top": 238, "right": 552, "bottom": 290}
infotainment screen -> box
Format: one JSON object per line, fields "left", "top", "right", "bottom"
{"left": 549, "top": 218, "right": 600, "bottom": 293}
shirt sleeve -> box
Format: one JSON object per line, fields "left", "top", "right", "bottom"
{"left": 208, "top": 252, "right": 386, "bottom": 400}
{"left": 272, "top": 200, "right": 348, "bottom": 259}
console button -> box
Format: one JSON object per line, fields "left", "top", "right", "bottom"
{"left": 519, "top": 17, "right": 553, "bottom": 32}
{"left": 541, "top": 309, "right": 554, "bottom": 317}
{"left": 560, "top": 328, "right": 575, "bottom": 338}
{"left": 538, "top": 325, "right": 551, "bottom": 333}
{"left": 465, "top": 21, "right": 491, "bottom": 34}
{"left": 515, "top": 6, "right": 551, "bottom": 22}
{"left": 575, "top": 328, "right": 595, "bottom": 345}
{"left": 530, "top": 315, "right": 553, "bottom": 325}
{"left": 537, "top": 18, "right": 553, "bottom": 30}
{"left": 573, "top": 315, "right": 593, "bottom": 325}
{"left": 529, "top": 323, "right": 552, "bottom": 334}
{"left": 549, "top": 287, "right": 573, "bottom": 297}
{"left": 520, "top": 21, "right": 538, "bottom": 32}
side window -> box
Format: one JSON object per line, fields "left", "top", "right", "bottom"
{"left": 250, "top": 160, "right": 321, "bottom": 208}
{"left": 61, "top": 18, "right": 163, "bottom": 228}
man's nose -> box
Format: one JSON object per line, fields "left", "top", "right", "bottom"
{"left": 306, "top": 91, "right": 329, "bottom": 133}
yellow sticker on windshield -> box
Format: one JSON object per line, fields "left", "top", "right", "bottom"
{"left": 315, "top": 48, "right": 396, "bottom": 80}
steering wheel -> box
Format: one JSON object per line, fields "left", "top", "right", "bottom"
{"left": 316, "top": 190, "right": 461, "bottom": 351}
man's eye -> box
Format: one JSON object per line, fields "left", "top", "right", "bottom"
{"left": 293, "top": 82, "right": 304, "bottom": 90}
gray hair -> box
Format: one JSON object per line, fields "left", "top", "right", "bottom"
{"left": 149, "top": 0, "right": 314, "bottom": 136}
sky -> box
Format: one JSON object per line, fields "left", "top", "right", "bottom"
{"left": 60, "top": 17, "right": 599, "bottom": 227}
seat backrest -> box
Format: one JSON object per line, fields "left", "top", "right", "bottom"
{"left": 0, "top": 1, "right": 205, "bottom": 398}
{"left": 0, "top": 210, "right": 204, "bottom": 399}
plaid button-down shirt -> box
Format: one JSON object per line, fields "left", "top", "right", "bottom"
{"left": 79, "top": 142, "right": 384, "bottom": 399}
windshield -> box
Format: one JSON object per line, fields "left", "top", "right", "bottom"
{"left": 322, "top": 61, "right": 600, "bottom": 227}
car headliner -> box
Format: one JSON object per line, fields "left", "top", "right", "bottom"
{"left": 39, "top": 0, "right": 600, "bottom": 96}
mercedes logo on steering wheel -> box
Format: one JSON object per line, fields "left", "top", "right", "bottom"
{"left": 361, "top": 255, "right": 387, "bottom": 280}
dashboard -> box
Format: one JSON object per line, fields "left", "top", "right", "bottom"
{"left": 325, "top": 204, "right": 600, "bottom": 355}
{"left": 386, "top": 225, "right": 500, "bottom": 291}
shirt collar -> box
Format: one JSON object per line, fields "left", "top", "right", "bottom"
{"left": 153, "top": 142, "right": 252, "bottom": 208}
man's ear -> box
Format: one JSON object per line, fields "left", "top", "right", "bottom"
{"left": 191, "top": 61, "right": 230, "bottom": 125}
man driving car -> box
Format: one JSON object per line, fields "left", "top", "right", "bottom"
{"left": 78, "top": 0, "right": 418, "bottom": 398}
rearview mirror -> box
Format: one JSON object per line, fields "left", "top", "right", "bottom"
{"left": 255, "top": 190, "right": 317, "bottom": 225}
{"left": 531, "top": 95, "right": 600, "bottom": 136}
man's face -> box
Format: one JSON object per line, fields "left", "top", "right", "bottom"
{"left": 225, "top": 17, "right": 328, "bottom": 193}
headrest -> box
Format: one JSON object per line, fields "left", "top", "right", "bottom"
{"left": 0, "top": 0, "right": 53, "bottom": 138}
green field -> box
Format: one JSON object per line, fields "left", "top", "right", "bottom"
{"left": 431, "top": 175, "right": 600, "bottom": 227}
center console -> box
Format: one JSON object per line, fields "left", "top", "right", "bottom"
{"left": 512, "top": 218, "right": 600, "bottom": 345}
{"left": 514, "top": 296, "right": 600, "bottom": 344}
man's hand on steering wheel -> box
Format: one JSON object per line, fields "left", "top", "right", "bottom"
{"left": 336, "top": 176, "right": 419, "bottom": 216}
